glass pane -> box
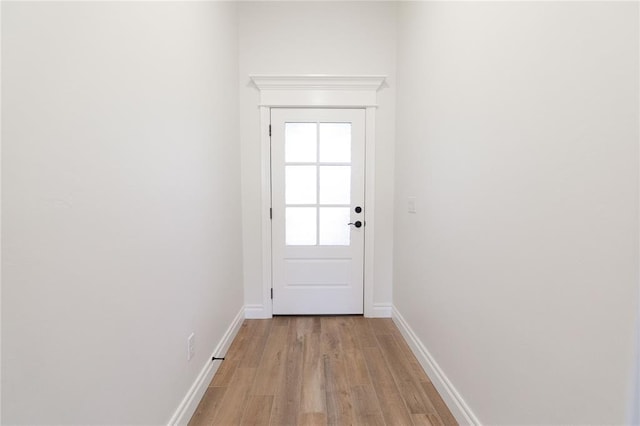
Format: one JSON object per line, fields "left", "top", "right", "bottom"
{"left": 286, "top": 123, "right": 317, "bottom": 163}
{"left": 286, "top": 166, "right": 316, "bottom": 204}
{"left": 286, "top": 207, "right": 317, "bottom": 245}
{"left": 319, "top": 166, "right": 350, "bottom": 205}
{"left": 319, "top": 208, "right": 351, "bottom": 246}
{"left": 319, "top": 123, "right": 351, "bottom": 163}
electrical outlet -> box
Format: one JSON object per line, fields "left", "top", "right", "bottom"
{"left": 408, "top": 196, "right": 417, "bottom": 214}
{"left": 187, "top": 333, "right": 195, "bottom": 361}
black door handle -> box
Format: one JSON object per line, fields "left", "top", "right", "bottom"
{"left": 348, "top": 221, "right": 363, "bottom": 228}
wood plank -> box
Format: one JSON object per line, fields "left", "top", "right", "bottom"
{"left": 352, "top": 317, "right": 378, "bottom": 348}
{"left": 210, "top": 359, "right": 239, "bottom": 387}
{"left": 351, "top": 385, "right": 385, "bottom": 426}
{"left": 323, "top": 355, "right": 355, "bottom": 426}
{"left": 226, "top": 321, "right": 257, "bottom": 360}
{"left": 389, "top": 322, "right": 433, "bottom": 383}
{"left": 321, "top": 317, "right": 355, "bottom": 426}
{"left": 212, "top": 367, "right": 257, "bottom": 425}
{"left": 320, "top": 317, "right": 341, "bottom": 357}
{"left": 188, "top": 387, "right": 227, "bottom": 426}
{"left": 272, "top": 316, "right": 291, "bottom": 326}
{"left": 376, "top": 334, "right": 436, "bottom": 414}
{"left": 343, "top": 347, "right": 370, "bottom": 387}
{"left": 367, "top": 318, "right": 396, "bottom": 336}
{"left": 336, "top": 317, "right": 358, "bottom": 350}
{"left": 270, "top": 318, "right": 304, "bottom": 426}
{"left": 355, "top": 414, "right": 385, "bottom": 426}
{"left": 412, "top": 413, "right": 436, "bottom": 426}
{"left": 363, "top": 345, "right": 414, "bottom": 426}
{"left": 241, "top": 319, "right": 273, "bottom": 368}
{"left": 421, "top": 381, "right": 458, "bottom": 426}
{"left": 295, "top": 316, "right": 317, "bottom": 338}
{"left": 251, "top": 324, "right": 289, "bottom": 396}
{"left": 239, "top": 395, "right": 273, "bottom": 426}
{"left": 300, "top": 328, "right": 326, "bottom": 415}
{"left": 429, "top": 413, "right": 445, "bottom": 426}
{"left": 337, "top": 318, "right": 371, "bottom": 387}
{"left": 298, "top": 412, "right": 327, "bottom": 426}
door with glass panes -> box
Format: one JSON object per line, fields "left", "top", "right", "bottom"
{"left": 271, "top": 108, "right": 365, "bottom": 315}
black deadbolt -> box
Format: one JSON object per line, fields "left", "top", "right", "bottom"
{"left": 355, "top": 206, "right": 362, "bottom": 213}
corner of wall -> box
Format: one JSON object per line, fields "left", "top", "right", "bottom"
{"left": 392, "top": 306, "right": 481, "bottom": 426}
{"left": 167, "top": 306, "right": 245, "bottom": 426}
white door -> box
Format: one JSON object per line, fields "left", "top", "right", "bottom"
{"left": 271, "top": 108, "right": 365, "bottom": 315}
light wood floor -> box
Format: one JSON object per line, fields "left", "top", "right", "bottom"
{"left": 188, "top": 316, "right": 457, "bottom": 426}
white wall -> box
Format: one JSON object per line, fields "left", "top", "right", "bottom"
{"left": 238, "top": 1, "right": 397, "bottom": 316}
{"left": 0, "top": 2, "right": 4, "bottom": 422}
{"left": 1, "top": 2, "right": 242, "bottom": 424}
{"left": 393, "top": 2, "right": 639, "bottom": 424}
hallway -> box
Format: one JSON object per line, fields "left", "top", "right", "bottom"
{"left": 189, "top": 317, "right": 456, "bottom": 426}
{"left": 3, "top": 2, "right": 638, "bottom": 424}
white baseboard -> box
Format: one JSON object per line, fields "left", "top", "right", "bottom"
{"left": 245, "top": 304, "right": 270, "bottom": 319}
{"left": 370, "top": 303, "right": 392, "bottom": 318}
{"left": 392, "top": 306, "right": 481, "bottom": 426}
{"left": 167, "top": 306, "right": 245, "bottom": 426}
{"left": 249, "top": 302, "right": 389, "bottom": 318}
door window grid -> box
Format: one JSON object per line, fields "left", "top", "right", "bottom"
{"left": 285, "top": 121, "right": 352, "bottom": 246}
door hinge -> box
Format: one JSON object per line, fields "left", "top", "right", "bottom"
{"left": 270, "top": 288, "right": 273, "bottom": 299}
{"left": 269, "top": 124, "right": 271, "bottom": 137}
{"left": 270, "top": 208, "right": 272, "bottom": 219}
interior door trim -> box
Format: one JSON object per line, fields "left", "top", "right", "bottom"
{"left": 251, "top": 75, "right": 385, "bottom": 107}
{"left": 249, "top": 74, "right": 387, "bottom": 319}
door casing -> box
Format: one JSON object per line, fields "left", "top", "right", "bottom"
{"left": 249, "top": 74, "right": 386, "bottom": 318}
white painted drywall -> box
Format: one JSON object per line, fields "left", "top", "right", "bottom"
{"left": 393, "top": 2, "right": 639, "bottom": 424}
{"left": 1, "top": 2, "right": 242, "bottom": 424}
{"left": 238, "top": 1, "right": 396, "bottom": 316}
{"left": 0, "top": 2, "right": 4, "bottom": 422}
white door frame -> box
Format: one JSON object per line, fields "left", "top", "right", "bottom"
{"left": 250, "top": 75, "right": 386, "bottom": 318}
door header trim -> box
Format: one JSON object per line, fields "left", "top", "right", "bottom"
{"left": 250, "top": 75, "right": 387, "bottom": 107}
